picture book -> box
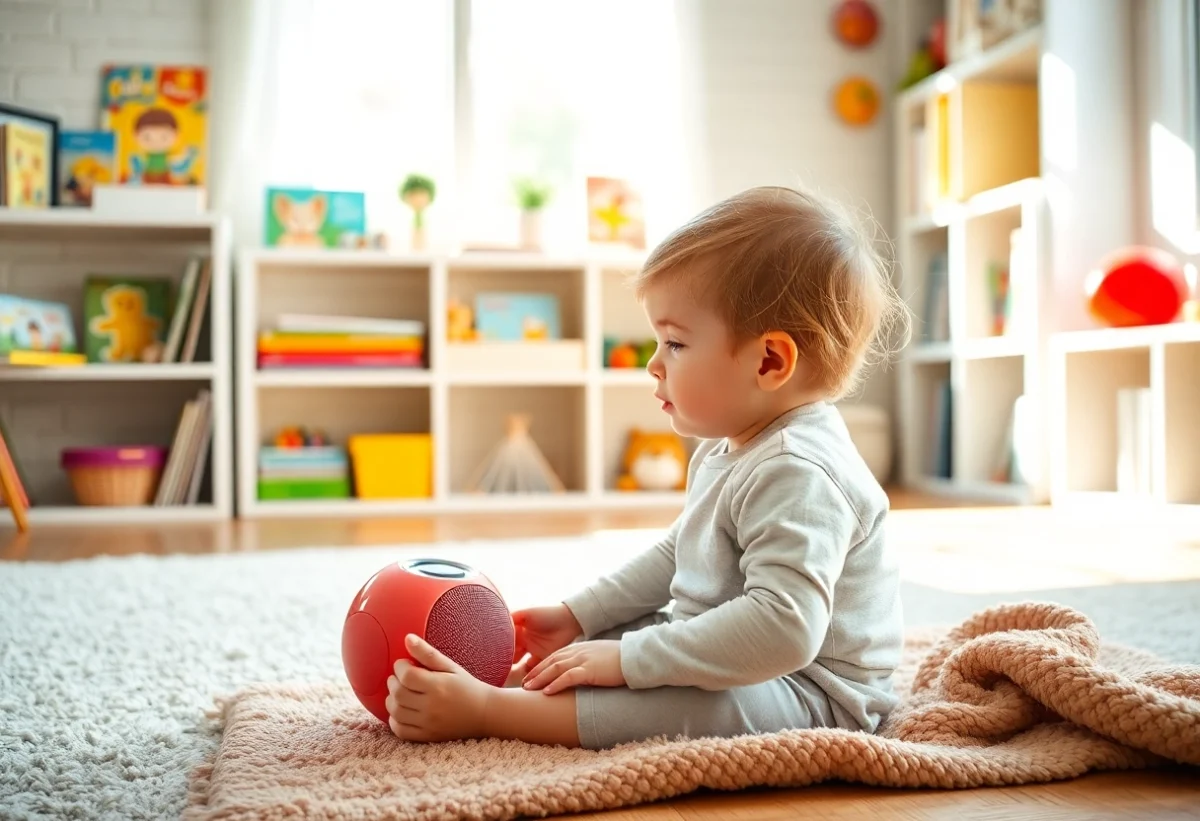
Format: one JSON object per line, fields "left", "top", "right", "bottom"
{"left": 83, "top": 276, "right": 173, "bottom": 363}
{"left": 264, "top": 187, "right": 366, "bottom": 248}
{"left": 100, "top": 65, "right": 207, "bottom": 186}
{"left": 1, "top": 121, "right": 51, "bottom": 208}
{"left": 587, "top": 176, "right": 646, "bottom": 250}
{"left": 59, "top": 130, "right": 116, "bottom": 206}
{"left": 0, "top": 295, "right": 78, "bottom": 355}
{"left": 474, "top": 293, "right": 561, "bottom": 341}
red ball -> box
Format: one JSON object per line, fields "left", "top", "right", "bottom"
{"left": 341, "top": 558, "right": 516, "bottom": 724}
{"left": 832, "top": 0, "right": 880, "bottom": 48}
{"left": 1085, "top": 246, "right": 1187, "bottom": 327}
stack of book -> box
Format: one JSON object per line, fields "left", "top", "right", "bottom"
{"left": 257, "top": 314, "right": 425, "bottom": 369}
{"left": 155, "top": 388, "right": 213, "bottom": 505}
{"left": 257, "top": 446, "right": 351, "bottom": 500}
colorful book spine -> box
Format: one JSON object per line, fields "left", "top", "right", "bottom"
{"left": 257, "top": 352, "right": 423, "bottom": 368}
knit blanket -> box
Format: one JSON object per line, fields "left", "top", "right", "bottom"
{"left": 185, "top": 603, "right": 1200, "bottom": 821}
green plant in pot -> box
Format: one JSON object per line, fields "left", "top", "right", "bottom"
{"left": 400, "top": 174, "right": 436, "bottom": 250}
{"left": 513, "top": 176, "right": 552, "bottom": 251}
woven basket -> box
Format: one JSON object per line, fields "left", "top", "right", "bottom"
{"left": 61, "top": 446, "right": 167, "bottom": 506}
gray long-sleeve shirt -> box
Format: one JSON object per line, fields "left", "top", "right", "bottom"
{"left": 562, "top": 401, "right": 904, "bottom": 732}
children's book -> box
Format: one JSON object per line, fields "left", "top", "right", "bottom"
{"left": 100, "top": 65, "right": 207, "bottom": 186}
{"left": 474, "top": 293, "right": 562, "bottom": 341}
{"left": 1, "top": 121, "right": 51, "bottom": 208}
{"left": 0, "top": 295, "right": 78, "bottom": 356}
{"left": 83, "top": 276, "right": 173, "bottom": 363}
{"left": 59, "top": 130, "right": 116, "bottom": 206}
{"left": 264, "top": 187, "right": 366, "bottom": 248}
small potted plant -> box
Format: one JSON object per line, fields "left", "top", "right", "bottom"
{"left": 513, "top": 176, "right": 552, "bottom": 251}
{"left": 399, "top": 174, "right": 436, "bottom": 250}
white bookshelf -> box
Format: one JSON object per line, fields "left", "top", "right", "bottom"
{"left": 236, "top": 247, "right": 690, "bottom": 518}
{"left": 1048, "top": 323, "right": 1200, "bottom": 518}
{"left": 893, "top": 21, "right": 1050, "bottom": 504}
{"left": 0, "top": 209, "right": 233, "bottom": 527}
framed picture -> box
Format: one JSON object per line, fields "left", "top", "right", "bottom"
{"left": 0, "top": 102, "right": 60, "bottom": 207}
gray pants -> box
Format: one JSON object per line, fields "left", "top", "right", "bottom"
{"left": 574, "top": 611, "right": 835, "bottom": 750}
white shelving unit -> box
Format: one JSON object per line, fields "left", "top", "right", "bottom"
{"left": 1048, "top": 323, "right": 1200, "bottom": 517}
{"left": 893, "top": 22, "right": 1052, "bottom": 505}
{"left": 236, "top": 247, "right": 689, "bottom": 518}
{"left": 0, "top": 209, "right": 233, "bottom": 526}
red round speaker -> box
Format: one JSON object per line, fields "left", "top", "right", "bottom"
{"left": 341, "top": 558, "right": 516, "bottom": 724}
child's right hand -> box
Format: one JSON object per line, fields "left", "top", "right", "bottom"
{"left": 511, "top": 604, "right": 582, "bottom": 666}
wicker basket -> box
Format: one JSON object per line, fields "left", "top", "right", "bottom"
{"left": 61, "top": 446, "right": 167, "bottom": 506}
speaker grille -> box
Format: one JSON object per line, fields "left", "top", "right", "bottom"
{"left": 425, "top": 584, "right": 513, "bottom": 687}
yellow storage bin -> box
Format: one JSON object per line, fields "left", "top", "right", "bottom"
{"left": 348, "top": 433, "right": 433, "bottom": 499}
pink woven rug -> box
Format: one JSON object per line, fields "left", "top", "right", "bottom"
{"left": 185, "top": 602, "right": 1200, "bottom": 821}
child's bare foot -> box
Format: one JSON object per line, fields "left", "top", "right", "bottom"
{"left": 385, "top": 634, "right": 491, "bottom": 743}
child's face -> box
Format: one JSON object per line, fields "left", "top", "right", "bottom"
{"left": 641, "top": 280, "right": 764, "bottom": 440}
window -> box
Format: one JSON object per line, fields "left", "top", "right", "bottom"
{"left": 459, "top": 0, "right": 690, "bottom": 250}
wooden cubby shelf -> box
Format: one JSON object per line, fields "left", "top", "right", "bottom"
{"left": 236, "top": 247, "right": 690, "bottom": 518}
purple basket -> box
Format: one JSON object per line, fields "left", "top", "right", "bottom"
{"left": 61, "top": 446, "right": 168, "bottom": 470}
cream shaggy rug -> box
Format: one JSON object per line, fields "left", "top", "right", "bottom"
{"left": 2, "top": 533, "right": 1199, "bottom": 820}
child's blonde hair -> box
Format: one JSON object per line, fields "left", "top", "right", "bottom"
{"left": 632, "top": 185, "right": 910, "bottom": 399}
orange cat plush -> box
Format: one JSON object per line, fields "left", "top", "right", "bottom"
{"left": 616, "top": 429, "right": 688, "bottom": 491}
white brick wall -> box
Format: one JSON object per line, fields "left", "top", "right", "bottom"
{"left": 0, "top": 0, "right": 209, "bottom": 129}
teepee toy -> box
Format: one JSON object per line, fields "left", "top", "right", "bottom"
{"left": 464, "top": 414, "right": 565, "bottom": 494}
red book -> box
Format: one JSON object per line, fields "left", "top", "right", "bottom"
{"left": 257, "top": 351, "right": 425, "bottom": 368}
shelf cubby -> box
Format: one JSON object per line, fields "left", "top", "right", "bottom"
{"left": 910, "top": 225, "right": 951, "bottom": 346}
{"left": 1161, "top": 341, "right": 1200, "bottom": 505}
{"left": 257, "top": 385, "right": 431, "bottom": 449}
{"left": 447, "top": 385, "right": 586, "bottom": 494}
{"left": 1, "top": 378, "right": 215, "bottom": 509}
{"left": 959, "top": 354, "right": 1025, "bottom": 485}
{"left": 963, "top": 204, "right": 1023, "bottom": 342}
{"left": 1061, "top": 346, "right": 1150, "bottom": 495}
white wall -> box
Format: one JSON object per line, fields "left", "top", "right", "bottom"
{"left": 680, "top": 0, "right": 902, "bottom": 409}
{"left": 0, "top": 0, "right": 209, "bottom": 130}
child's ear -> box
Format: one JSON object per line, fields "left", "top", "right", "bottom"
{"left": 755, "top": 331, "right": 798, "bottom": 390}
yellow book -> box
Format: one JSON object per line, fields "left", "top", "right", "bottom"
{"left": 2, "top": 350, "right": 87, "bottom": 367}
{"left": 257, "top": 333, "right": 424, "bottom": 354}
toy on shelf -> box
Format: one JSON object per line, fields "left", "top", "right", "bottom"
{"left": 258, "top": 426, "right": 349, "bottom": 500}
{"left": 616, "top": 429, "right": 688, "bottom": 492}
{"left": 400, "top": 174, "right": 436, "bottom": 251}
{"left": 349, "top": 433, "right": 432, "bottom": 499}
{"left": 1084, "top": 246, "right": 1188, "bottom": 328}
{"left": 447, "top": 299, "right": 478, "bottom": 342}
{"left": 898, "top": 17, "right": 946, "bottom": 90}
{"left": 464, "top": 414, "right": 565, "bottom": 495}
{"left": 603, "top": 336, "right": 656, "bottom": 369}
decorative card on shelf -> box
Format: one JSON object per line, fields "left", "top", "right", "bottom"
{"left": 83, "top": 276, "right": 173, "bottom": 363}
{"left": 0, "top": 295, "right": 78, "bottom": 354}
{"left": 1, "top": 121, "right": 51, "bottom": 209}
{"left": 100, "top": 65, "right": 207, "bottom": 186}
{"left": 587, "top": 176, "right": 646, "bottom": 250}
{"left": 264, "top": 187, "right": 366, "bottom": 248}
{"left": 474, "top": 293, "right": 561, "bottom": 341}
{"left": 59, "top": 131, "right": 116, "bottom": 206}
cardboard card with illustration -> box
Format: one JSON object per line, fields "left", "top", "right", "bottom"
{"left": 587, "top": 176, "right": 646, "bottom": 250}
{"left": 83, "top": 276, "right": 173, "bottom": 363}
{"left": 59, "top": 131, "right": 116, "bottom": 206}
{"left": 264, "top": 187, "right": 366, "bottom": 248}
{"left": 1, "top": 121, "right": 51, "bottom": 208}
{"left": 0, "top": 295, "right": 78, "bottom": 354}
{"left": 100, "top": 64, "right": 207, "bottom": 186}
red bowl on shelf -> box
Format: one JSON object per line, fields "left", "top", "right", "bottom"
{"left": 60, "top": 446, "right": 168, "bottom": 506}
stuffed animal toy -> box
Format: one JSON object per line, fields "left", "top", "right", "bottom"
{"left": 616, "top": 429, "right": 688, "bottom": 491}
{"left": 447, "top": 299, "right": 477, "bottom": 342}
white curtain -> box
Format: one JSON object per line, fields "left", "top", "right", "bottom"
{"left": 207, "top": 0, "right": 456, "bottom": 250}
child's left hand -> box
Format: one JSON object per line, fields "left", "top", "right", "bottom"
{"left": 521, "top": 640, "right": 624, "bottom": 694}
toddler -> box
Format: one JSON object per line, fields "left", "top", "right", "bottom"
{"left": 386, "top": 185, "right": 910, "bottom": 749}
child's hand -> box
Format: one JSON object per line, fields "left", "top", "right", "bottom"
{"left": 521, "top": 640, "right": 624, "bottom": 695}
{"left": 511, "top": 604, "right": 582, "bottom": 666}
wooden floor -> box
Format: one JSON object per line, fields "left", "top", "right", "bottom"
{"left": 3, "top": 488, "right": 1198, "bottom": 819}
